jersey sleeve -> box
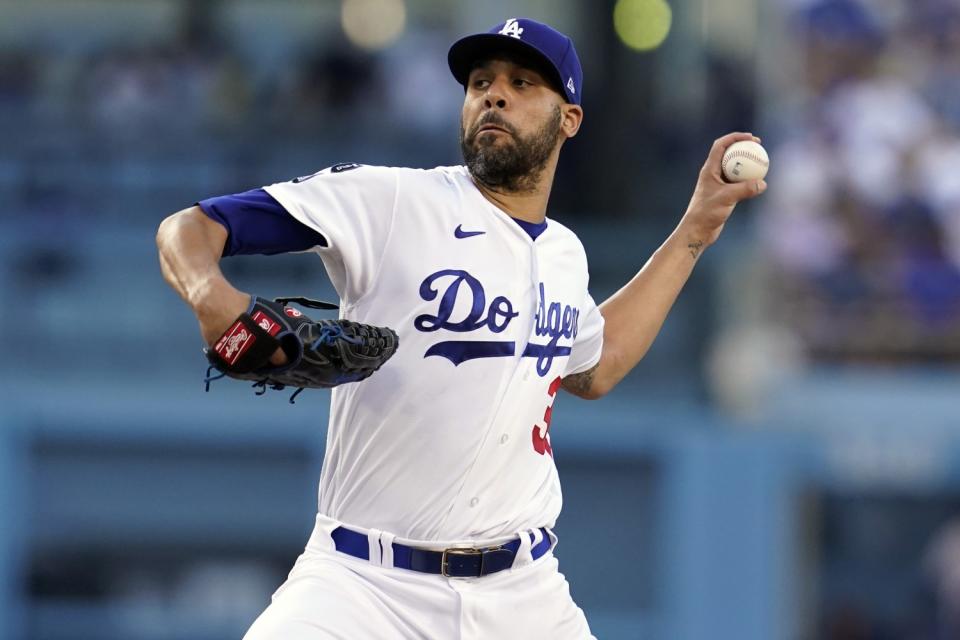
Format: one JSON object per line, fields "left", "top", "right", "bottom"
{"left": 564, "top": 292, "right": 604, "bottom": 376}
{"left": 197, "top": 188, "right": 328, "bottom": 257}
{"left": 263, "top": 164, "right": 399, "bottom": 304}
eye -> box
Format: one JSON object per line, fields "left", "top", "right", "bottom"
{"left": 472, "top": 78, "right": 491, "bottom": 90}
{"left": 513, "top": 78, "right": 532, "bottom": 88}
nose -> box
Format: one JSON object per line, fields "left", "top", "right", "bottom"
{"left": 484, "top": 95, "right": 507, "bottom": 110}
{"left": 483, "top": 77, "right": 509, "bottom": 110}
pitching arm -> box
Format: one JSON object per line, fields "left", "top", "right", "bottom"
{"left": 561, "top": 132, "right": 767, "bottom": 399}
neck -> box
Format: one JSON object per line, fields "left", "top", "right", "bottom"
{"left": 471, "top": 159, "right": 557, "bottom": 224}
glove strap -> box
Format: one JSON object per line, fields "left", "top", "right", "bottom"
{"left": 273, "top": 296, "right": 339, "bottom": 311}
{"left": 208, "top": 305, "right": 284, "bottom": 373}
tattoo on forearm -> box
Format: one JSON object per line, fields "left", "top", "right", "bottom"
{"left": 561, "top": 362, "right": 600, "bottom": 396}
{"left": 688, "top": 240, "right": 704, "bottom": 259}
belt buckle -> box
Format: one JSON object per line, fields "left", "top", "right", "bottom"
{"left": 441, "top": 547, "right": 481, "bottom": 577}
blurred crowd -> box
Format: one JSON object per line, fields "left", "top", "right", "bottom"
{"left": 5, "top": 0, "right": 954, "bottom": 368}
{"left": 0, "top": 3, "right": 465, "bottom": 187}
{"left": 761, "top": 0, "right": 960, "bottom": 363}
{"left": 0, "top": 29, "right": 452, "bottom": 143}
{"left": 4, "top": 3, "right": 960, "bottom": 640}
{"left": 3, "top": 0, "right": 955, "bottom": 364}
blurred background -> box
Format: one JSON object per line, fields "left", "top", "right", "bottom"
{"left": 1, "top": 0, "right": 959, "bottom": 638}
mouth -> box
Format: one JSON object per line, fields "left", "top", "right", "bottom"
{"left": 477, "top": 123, "right": 510, "bottom": 135}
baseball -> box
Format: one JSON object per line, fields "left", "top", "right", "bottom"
{"left": 721, "top": 140, "right": 769, "bottom": 183}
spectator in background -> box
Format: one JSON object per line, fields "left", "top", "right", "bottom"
{"left": 760, "top": 0, "right": 960, "bottom": 362}
{"left": 381, "top": 26, "right": 461, "bottom": 134}
{"left": 271, "top": 37, "right": 379, "bottom": 132}
{"left": 81, "top": 9, "right": 253, "bottom": 140}
{"left": 84, "top": 47, "right": 182, "bottom": 136}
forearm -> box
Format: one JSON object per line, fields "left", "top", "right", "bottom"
{"left": 592, "top": 222, "right": 705, "bottom": 391}
{"left": 156, "top": 206, "right": 250, "bottom": 344}
{"left": 562, "top": 132, "right": 767, "bottom": 399}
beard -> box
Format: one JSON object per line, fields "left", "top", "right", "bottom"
{"left": 459, "top": 105, "right": 562, "bottom": 193}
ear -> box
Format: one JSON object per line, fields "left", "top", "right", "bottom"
{"left": 560, "top": 103, "right": 583, "bottom": 139}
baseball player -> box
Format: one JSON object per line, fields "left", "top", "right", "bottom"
{"left": 157, "top": 18, "right": 766, "bottom": 639}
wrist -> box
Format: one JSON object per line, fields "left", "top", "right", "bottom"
{"left": 673, "top": 218, "right": 714, "bottom": 260}
{"left": 190, "top": 278, "right": 251, "bottom": 336}
{"left": 188, "top": 276, "right": 245, "bottom": 313}
{"left": 194, "top": 283, "right": 252, "bottom": 347}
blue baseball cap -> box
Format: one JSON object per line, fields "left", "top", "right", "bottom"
{"left": 448, "top": 18, "right": 583, "bottom": 105}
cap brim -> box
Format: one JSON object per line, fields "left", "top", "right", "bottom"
{"left": 448, "top": 33, "right": 566, "bottom": 99}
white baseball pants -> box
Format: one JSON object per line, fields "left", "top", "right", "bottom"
{"left": 243, "top": 515, "right": 595, "bottom": 639}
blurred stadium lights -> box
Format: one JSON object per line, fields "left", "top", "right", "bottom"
{"left": 340, "top": 0, "right": 406, "bottom": 51}
{"left": 613, "top": 0, "right": 673, "bottom": 51}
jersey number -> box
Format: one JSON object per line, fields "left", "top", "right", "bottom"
{"left": 532, "top": 376, "right": 562, "bottom": 457}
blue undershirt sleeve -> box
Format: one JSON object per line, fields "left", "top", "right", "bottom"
{"left": 197, "top": 188, "right": 329, "bottom": 257}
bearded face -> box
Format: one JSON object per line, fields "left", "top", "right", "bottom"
{"left": 459, "top": 105, "right": 563, "bottom": 193}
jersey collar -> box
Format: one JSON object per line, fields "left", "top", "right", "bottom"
{"left": 511, "top": 216, "right": 548, "bottom": 241}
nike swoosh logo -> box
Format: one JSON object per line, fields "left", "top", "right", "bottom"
{"left": 454, "top": 225, "right": 486, "bottom": 239}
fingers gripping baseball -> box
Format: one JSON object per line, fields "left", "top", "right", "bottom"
{"left": 714, "top": 175, "right": 767, "bottom": 207}
{"left": 702, "top": 132, "right": 756, "bottom": 178}
{"left": 683, "top": 132, "right": 768, "bottom": 248}
{"left": 726, "top": 177, "right": 767, "bottom": 202}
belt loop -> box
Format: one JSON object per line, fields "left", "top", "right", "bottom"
{"left": 545, "top": 527, "right": 558, "bottom": 551}
{"left": 367, "top": 528, "right": 383, "bottom": 566}
{"left": 512, "top": 528, "right": 535, "bottom": 569}
{"left": 380, "top": 531, "right": 396, "bottom": 568}
{"left": 530, "top": 528, "right": 544, "bottom": 548}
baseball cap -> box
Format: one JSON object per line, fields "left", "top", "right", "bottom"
{"left": 448, "top": 18, "right": 583, "bottom": 105}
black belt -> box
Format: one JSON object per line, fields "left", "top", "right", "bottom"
{"left": 331, "top": 526, "right": 552, "bottom": 578}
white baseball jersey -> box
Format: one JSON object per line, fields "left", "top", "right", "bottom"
{"left": 264, "top": 164, "right": 604, "bottom": 543}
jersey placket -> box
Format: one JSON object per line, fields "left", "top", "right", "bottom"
{"left": 442, "top": 225, "right": 548, "bottom": 533}
{"left": 437, "top": 216, "right": 543, "bottom": 531}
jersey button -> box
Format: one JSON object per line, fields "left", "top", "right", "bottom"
{"left": 500, "top": 434, "right": 509, "bottom": 444}
{"left": 469, "top": 497, "right": 479, "bottom": 508}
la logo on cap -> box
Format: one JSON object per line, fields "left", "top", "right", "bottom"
{"left": 499, "top": 18, "right": 524, "bottom": 39}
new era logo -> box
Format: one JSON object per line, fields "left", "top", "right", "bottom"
{"left": 499, "top": 18, "right": 523, "bottom": 39}
{"left": 567, "top": 77, "right": 576, "bottom": 94}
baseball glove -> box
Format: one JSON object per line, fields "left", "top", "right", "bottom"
{"left": 203, "top": 296, "right": 399, "bottom": 403}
